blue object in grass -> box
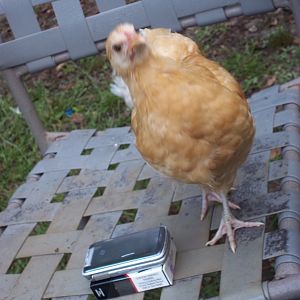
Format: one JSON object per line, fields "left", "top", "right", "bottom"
{"left": 65, "top": 108, "right": 74, "bottom": 117}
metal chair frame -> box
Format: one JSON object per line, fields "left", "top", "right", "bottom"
{"left": 1, "top": 1, "right": 300, "bottom": 299}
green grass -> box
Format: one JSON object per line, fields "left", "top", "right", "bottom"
{"left": 0, "top": 55, "right": 130, "bottom": 212}
{"left": 194, "top": 23, "right": 299, "bottom": 96}
{"left": 29, "top": 59, "right": 130, "bottom": 131}
{"left": 30, "top": 221, "right": 50, "bottom": 235}
{"left": 144, "top": 288, "right": 162, "bottom": 299}
{"left": 195, "top": 23, "right": 230, "bottom": 54}
{"left": 7, "top": 257, "right": 31, "bottom": 274}
{"left": 133, "top": 178, "right": 151, "bottom": 190}
{"left": 117, "top": 208, "right": 138, "bottom": 224}
{"left": 200, "top": 271, "right": 221, "bottom": 298}
{"left": 222, "top": 44, "right": 268, "bottom": 92}
{"left": 56, "top": 253, "right": 72, "bottom": 271}
{"left": 267, "top": 26, "right": 294, "bottom": 48}
{"left": 0, "top": 97, "right": 40, "bottom": 211}
{"left": 168, "top": 200, "right": 182, "bottom": 215}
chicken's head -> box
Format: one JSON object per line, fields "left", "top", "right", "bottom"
{"left": 106, "top": 23, "right": 148, "bottom": 75}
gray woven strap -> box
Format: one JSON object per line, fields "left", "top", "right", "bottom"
{"left": 87, "top": 2, "right": 149, "bottom": 42}
{"left": 96, "top": 0, "right": 126, "bottom": 11}
{"left": 220, "top": 220, "right": 265, "bottom": 300}
{"left": 52, "top": 0, "right": 98, "bottom": 59}
{"left": 1, "top": 0, "right": 55, "bottom": 72}
{"left": 2, "top": 0, "right": 39, "bottom": 37}
{"left": 195, "top": 8, "right": 227, "bottom": 26}
{"left": 0, "top": 28, "right": 65, "bottom": 70}
{"left": 142, "top": 0, "right": 182, "bottom": 31}
{"left": 240, "top": 0, "right": 274, "bottom": 15}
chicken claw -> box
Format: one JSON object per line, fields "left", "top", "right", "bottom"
{"left": 205, "top": 193, "right": 264, "bottom": 252}
{"left": 206, "top": 216, "right": 264, "bottom": 252}
{"left": 201, "top": 190, "right": 240, "bottom": 220}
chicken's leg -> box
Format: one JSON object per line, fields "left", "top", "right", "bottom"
{"left": 205, "top": 193, "right": 264, "bottom": 252}
{"left": 201, "top": 189, "right": 240, "bottom": 220}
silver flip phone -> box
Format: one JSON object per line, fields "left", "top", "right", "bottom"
{"left": 82, "top": 226, "right": 170, "bottom": 281}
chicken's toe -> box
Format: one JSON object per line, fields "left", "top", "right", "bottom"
{"left": 207, "top": 192, "right": 241, "bottom": 210}
{"left": 206, "top": 216, "right": 264, "bottom": 252}
{"left": 201, "top": 190, "right": 240, "bottom": 220}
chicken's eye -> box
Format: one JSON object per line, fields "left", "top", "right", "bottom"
{"left": 113, "top": 44, "right": 122, "bottom": 52}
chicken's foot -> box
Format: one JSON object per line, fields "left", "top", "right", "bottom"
{"left": 201, "top": 190, "right": 240, "bottom": 220}
{"left": 205, "top": 193, "right": 264, "bottom": 252}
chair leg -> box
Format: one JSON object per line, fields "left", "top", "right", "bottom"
{"left": 2, "top": 68, "right": 48, "bottom": 154}
{"left": 290, "top": 0, "right": 300, "bottom": 36}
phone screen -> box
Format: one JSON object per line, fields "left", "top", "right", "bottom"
{"left": 87, "top": 227, "right": 165, "bottom": 271}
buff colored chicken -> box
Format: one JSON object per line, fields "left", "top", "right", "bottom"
{"left": 111, "top": 27, "right": 242, "bottom": 109}
{"left": 106, "top": 24, "right": 263, "bottom": 252}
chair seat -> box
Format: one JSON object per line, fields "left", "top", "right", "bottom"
{"left": 0, "top": 80, "right": 299, "bottom": 300}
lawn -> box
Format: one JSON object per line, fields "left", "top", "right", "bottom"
{"left": 0, "top": 54, "right": 131, "bottom": 211}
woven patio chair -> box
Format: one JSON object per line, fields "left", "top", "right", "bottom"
{"left": 0, "top": 1, "right": 300, "bottom": 299}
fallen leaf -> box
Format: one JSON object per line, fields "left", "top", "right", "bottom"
{"left": 270, "top": 148, "right": 282, "bottom": 161}
{"left": 56, "top": 63, "right": 66, "bottom": 72}
{"left": 71, "top": 113, "right": 85, "bottom": 129}
{"left": 60, "top": 82, "right": 74, "bottom": 90}
{"left": 293, "top": 37, "right": 300, "bottom": 45}
{"left": 270, "top": 18, "right": 278, "bottom": 26}
{"left": 229, "top": 17, "right": 239, "bottom": 26}
{"left": 248, "top": 25, "right": 258, "bottom": 33}
{"left": 263, "top": 75, "right": 277, "bottom": 88}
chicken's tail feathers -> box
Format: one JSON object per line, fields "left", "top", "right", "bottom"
{"left": 110, "top": 71, "right": 134, "bottom": 109}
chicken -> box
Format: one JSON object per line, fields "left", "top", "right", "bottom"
{"left": 142, "top": 27, "right": 243, "bottom": 97}
{"left": 110, "top": 27, "right": 199, "bottom": 109}
{"left": 110, "top": 70, "right": 133, "bottom": 109}
{"left": 111, "top": 27, "right": 242, "bottom": 109}
{"left": 106, "top": 24, "right": 263, "bottom": 252}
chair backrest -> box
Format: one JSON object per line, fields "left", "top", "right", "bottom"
{"left": 0, "top": 0, "right": 286, "bottom": 74}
